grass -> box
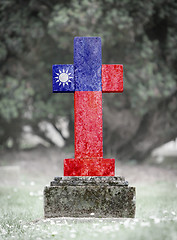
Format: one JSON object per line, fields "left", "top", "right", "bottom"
{"left": 0, "top": 179, "right": 177, "bottom": 240}
{"left": 0, "top": 147, "right": 177, "bottom": 239}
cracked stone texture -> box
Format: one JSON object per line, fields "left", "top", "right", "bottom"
{"left": 44, "top": 176, "right": 136, "bottom": 218}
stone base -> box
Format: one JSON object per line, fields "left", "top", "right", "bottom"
{"left": 44, "top": 176, "right": 136, "bottom": 218}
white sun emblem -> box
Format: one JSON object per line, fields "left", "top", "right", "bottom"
{"left": 55, "top": 69, "right": 73, "bottom": 87}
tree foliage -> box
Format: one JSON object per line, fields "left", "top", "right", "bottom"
{"left": 0, "top": 0, "right": 177, "bottom": 160}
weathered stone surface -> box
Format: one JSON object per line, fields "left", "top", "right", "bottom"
{"left": 51, "top": 176, "right": 128, "bottom": 186}
{"left": 44, "top": 176, "right": 136, "bottom": 218}
{"left": 48, "top": 38, "right": 135, "bottom": 218}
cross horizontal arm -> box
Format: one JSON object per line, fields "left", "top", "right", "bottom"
{"left": 102, "top": 64, "right": 123, "bottom": 93}
{"left": 53, "top": 64, "right": 75, "bottom": 92}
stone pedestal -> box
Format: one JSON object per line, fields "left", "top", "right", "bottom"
{"left": 44, "top": 177, "right": 136, "bottom": 218}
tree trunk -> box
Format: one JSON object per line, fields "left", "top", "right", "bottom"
{"left": 103, "top": 90, "right": 177, "bottom": 161}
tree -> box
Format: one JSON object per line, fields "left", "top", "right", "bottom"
{"left": 0, "top": 0, "right": 176, "bottom": 161}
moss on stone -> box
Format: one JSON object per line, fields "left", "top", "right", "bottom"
{"left": 44, "top": 177, "right": 136, "bottom": 218}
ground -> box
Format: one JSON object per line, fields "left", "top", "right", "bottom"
{"left": 0, "top": 147, "right": 177, "bottom": 240}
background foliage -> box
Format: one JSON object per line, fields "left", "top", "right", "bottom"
{"left": 0, "top": 0, "right": 177, "bottom": 160}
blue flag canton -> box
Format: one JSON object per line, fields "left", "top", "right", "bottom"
{"left": 53, "top": 64, "right": 75, "bottom": 92}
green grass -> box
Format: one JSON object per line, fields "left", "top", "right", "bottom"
{"left": 0, "top": 180, "right": 177, "bottom": 240}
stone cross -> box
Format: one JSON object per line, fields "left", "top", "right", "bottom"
{"left": 53, "top": 37, "right": 123, "bottom": 176}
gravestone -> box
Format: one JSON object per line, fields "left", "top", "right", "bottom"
{"left": 44, "top": 37, "right": 136, "bottom": 218}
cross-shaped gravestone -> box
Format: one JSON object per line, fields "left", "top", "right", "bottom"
{"left": 53, "top": 37, "right": 123, "bottom": 176}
